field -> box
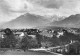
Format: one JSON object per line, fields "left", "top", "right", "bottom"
{"left": 0, "top": 48, "right": 54, "bottom": 55}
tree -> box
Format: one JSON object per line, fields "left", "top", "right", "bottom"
{"left": 20, "top": 34, "right": 32, "bottom": 51}
{"left": 1, "top": 28, "right": 17, "bottom": 48}
{"left": 36, "top": 33, "right": 42, "bottom": 48}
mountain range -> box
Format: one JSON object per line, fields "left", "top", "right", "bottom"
{"left": 0, "top": 13, "right": 80, "bottom": 29}
{"left": 0, "top": 13, "right": 50, "bottom": 29}
{"left": 50, "top": 14, "right": 80, "bottom": 28}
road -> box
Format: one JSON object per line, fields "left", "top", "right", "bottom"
{"left": 0, "top": 49, "right": 56, "bottom": 55}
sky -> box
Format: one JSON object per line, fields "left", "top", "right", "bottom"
{"left": 0, "top": 0, "right": 80, "bottom": 23}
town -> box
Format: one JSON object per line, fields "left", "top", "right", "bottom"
{"left": 0, "top": 27, "right": 80, "bottom": 55}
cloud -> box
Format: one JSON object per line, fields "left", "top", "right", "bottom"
{"left": 0, "top": 0, "right": 80, "bottom": 23}
{"left": 28, "top": 0, "right": 63, "bottom": 9}
{"left": 4, "top": 0, "right": 27, "bottom": 12}
{"left": 27, "top": 0, "right": 80, "bottom": 16}
{"left": 0, "top": 0, "right": 26, "bottom": 22}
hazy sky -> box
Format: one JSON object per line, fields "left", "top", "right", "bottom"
{"left": 0, "top": 0, "right": 80, "bottom": 23}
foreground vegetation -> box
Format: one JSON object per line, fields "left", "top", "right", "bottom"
{"left": 0, "top": 27, "right": 80, "bottom": 55}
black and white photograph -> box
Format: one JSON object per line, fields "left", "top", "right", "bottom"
{"left": 0, "top": 0, "right": 80, "bottom": 55}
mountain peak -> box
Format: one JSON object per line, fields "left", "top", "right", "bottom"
{"left": 1, "top": 13, "right": 50, "bottom": 29}
{"left": 50, "top": 14, "right": 80, "bottom": 28}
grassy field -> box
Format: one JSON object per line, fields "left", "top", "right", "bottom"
{"left": 0, "top": 48, "right": 55, "bottom": 55}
